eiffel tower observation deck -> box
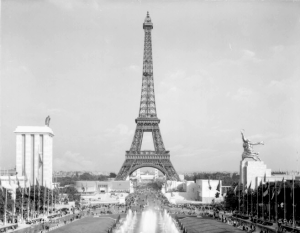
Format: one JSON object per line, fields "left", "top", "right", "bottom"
{"left": 116, "top": 12, "right": 180, "bottom": 181}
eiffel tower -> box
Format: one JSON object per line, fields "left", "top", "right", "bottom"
{"left": 116, "top": 12, "right": 180, "bottom": 181}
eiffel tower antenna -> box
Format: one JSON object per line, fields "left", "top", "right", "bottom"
{"left": 116, "top": 12, "right": 180, "bottom": 181}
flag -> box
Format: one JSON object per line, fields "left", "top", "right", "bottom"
{"left": 271, "top": 187, "right": 275, "bottom": 200}
{"left": 259, "top": 179, "right": 263, "bottom": 190}
{"left": 16, "top": 176, "right": 21, "bottom": 190}
{"left": 36, "top": 178, "right": 40, "bottom": 195}
{"left": 215, "top": 179, "right": 220, "bottom": 198}
{"left": 278, "top": 178, "right": 284, "bottom": 195}
{"left": 248, "top": 182, "right": 252, "bottom": 194}
{"left": 81, "top": 183, "right": 85, "bottom": 192}
{"left": 24, "top": 179, "right": 28, "bottom": 196}
{"left": 244, "top": 182, "right": 248, "bottom": 194}
{"left": 233, "top": 185, "right": 237, "bottom": 195}
{"left": 4, "top": 175, "right": 13, "bottom": 191}
{"left": 208, "top": 177, "right": 212, "bottom": 190}
{"left": 0, "top": 178, "right": 3, "bottom": 192}
{"left": 263, "top": 182, "right": 269, "bottom": 197}
{"left": 290, "top": 178, "right": 294, "bottom": 199}
{"left": 263, "top": 173, "right": 267, "bottom": 183}
{"left": 39, "top": 154, "right": 43, "bottom": 168}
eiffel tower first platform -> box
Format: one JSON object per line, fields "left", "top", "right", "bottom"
{"left": 115, "top": 12, "right": 180, "bottom": 181}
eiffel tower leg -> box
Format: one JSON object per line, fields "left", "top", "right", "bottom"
{"left": 152, "top": 125, "right": 165, "bottom": 152}
{"left": 130, "top": 124, "right": 143, "bottom": 152}
{"left": 116, "top": 159, "right": 136, "bottom": 180}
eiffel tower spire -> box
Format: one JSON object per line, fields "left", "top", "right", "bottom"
{"left": 116, "top": 13, "right": 179, "bottom": 181}
{"left": 139, "top": 12, "right": 157, "bottom": 118}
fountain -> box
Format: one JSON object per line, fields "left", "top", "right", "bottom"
{"left": 158, "top": 209, "right": 180, "bottom": 233}
{"left": 113, "top": 209, "right": 137, "bottom": 233}
{"left": 139, "top": 209, "right": 157, "bottom": 233}
{"left": 113, "top": 208, "right": 180, "bottom": 233}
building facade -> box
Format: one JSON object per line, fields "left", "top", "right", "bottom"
{"left": 14, "top": 126, "right": 54, "bottom": 188}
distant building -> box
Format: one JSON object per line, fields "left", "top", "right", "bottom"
{"left": 75, "top": 180, "right": 132, "bottom": 194}
{"left": 0, "top": 168, "right": 17, "bottom": 176}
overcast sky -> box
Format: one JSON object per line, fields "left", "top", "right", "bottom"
{"left": 1, "top": 0, "right": 300, "bottom": 173}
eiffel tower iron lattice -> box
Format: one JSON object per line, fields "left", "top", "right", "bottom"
{"left": 116, "top": 12, "right": 180, "bottom": 181}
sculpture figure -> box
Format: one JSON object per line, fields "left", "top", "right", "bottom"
{"left": 45, "top": 116, "right": 51, "bottom": 126}
{"left": 241, "top": 130, "right": 264, "bottom": 161}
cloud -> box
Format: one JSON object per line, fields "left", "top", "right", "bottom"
{"left": 271, "top": 45, "right": 284, "bottom": 53}
{"left": 173, "top": 146, "right": 217, "bottom": 158}
{"left": 54, "top": 151, "right": 96, "bottom": 171}
{"left": 232, "top": 87, "right": 257, "bottom": 103}
{"left": 241, "top": 49, "right": 262, "bottom": 62}
{"left": 47, "top": 0, "right": 101, "bottom": 11}
{"left": 127, "top": 65, "right": 139, "bottom": 72}
{"left": 104, "top": 124, "right": 134, "bottom": 137}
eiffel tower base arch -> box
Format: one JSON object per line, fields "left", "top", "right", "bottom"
{"left": 116, "top": 151, "right": 180, "bottom": 181}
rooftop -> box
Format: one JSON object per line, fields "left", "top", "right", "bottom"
{"left": 14, "top": 126, "right": 54, "bottom": 135}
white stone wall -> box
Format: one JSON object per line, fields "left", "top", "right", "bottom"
{"left": 185, "top": 181, "right": 199, "bottom": 200}
{"left": 25, "top": 134, "right": 32, "bottom": 183}
{"left": 34, "top": 135, "right": 40, "bottom": 185}
{"left": 240, "top": 160, "right": 271, "bottom": 188}
{"left": 43, "top": 134, "right": 53, "bottom": 188}
{"left": 16, "top": 135, "right": 23, "bottom": 176}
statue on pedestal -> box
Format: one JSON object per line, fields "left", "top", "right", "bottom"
{"left": 241, "top": 130, "right": 264, "bottom": 161}
{"left": 45, "top": 116, "right": 51, "bottom": 127}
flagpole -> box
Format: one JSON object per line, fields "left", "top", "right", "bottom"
{"left": 284, "top": 178, "right": 286, "bottom": 221}
{"left": 238, "top": 181, "right": 240, "bottom": 214}
{"left": 275, "top": 181, "right": 278, "bottom": 225}
{"left": 51, "top": 185, "right": 54, "bottom": 213}
{"left": 257, "top": 183, "right": 259, "bottom": 218}
{"left": 27, "top": 184, "right": 30, "bottom": 221}
{"left": 247, "top": 189, "right": 248, "bottom": 216}
{"left": 33, "top": 179, "right": 36, "bottom": 219}
{"left": 37, "top": 179, "right": 39, "bottom": 217}
{"left": 21, "top": 187, "right": 24, "bottom": 223}
{"left": 43, "top": 183, "right": 46, "bottom": 216}
{"left": 251, "top": 189, "right": 253, "bottom": 216}
{"left": 243, "top": 183, "right": 245, "bottom": 214}
{"left": 47, "top": 183, "right": 49, "bottom": 216}
{"left": 292, "top": 176, "right": 295, "bottom": 228}
{"left": 261, "top": 178, "right": 263, "bottom": 219}
{"left": 12, "top": 191, "right": 15, "bottom": 224}
{"left": 4, "top": 188, "right": 7, "bottom": 225}
{"left": 268, "top": 180, "right": 270, "bottom": 221}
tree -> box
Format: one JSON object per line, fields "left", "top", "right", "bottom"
{"left": 98, "top": 175, "right": 108, "bottom": 181}
{"left": 61, "top": 186, "right": 80, "bottom": 202}
{"left": 224, "top": 186, "right": 239, "bottom": 211}
{"left": 79, "top": 173, "right": 94, "bottom": 180}
{"left": 109, "top": 172, "right": 117, "bottom": 178}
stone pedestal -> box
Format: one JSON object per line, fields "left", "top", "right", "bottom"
{"left": 240, "top": 159, "right": 271, "bottom": 188}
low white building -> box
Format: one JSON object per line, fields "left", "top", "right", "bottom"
{"left": 196, "top": 179, "right": 223, "bottom": 203}
{"left": 75, "top": 180, "right": 132, "bottom": 194}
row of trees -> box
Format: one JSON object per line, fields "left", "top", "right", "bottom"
{"left": 56, "top": 172, "right": 117, "bottom": 187}
{"left": 224, "top": 180, "right": 300, "bottom": 221}
{"left": 185, "top": 172, "right": 239, "bottom": 186}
